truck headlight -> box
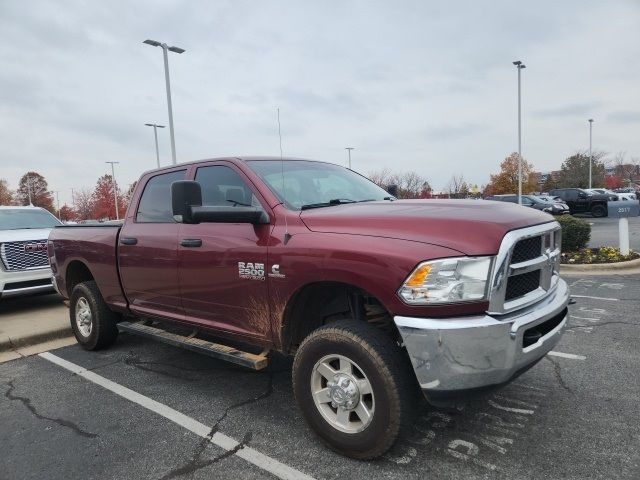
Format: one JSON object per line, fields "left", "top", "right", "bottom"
{"left": 398, "top": 257, "right": 493, "bottom": 304}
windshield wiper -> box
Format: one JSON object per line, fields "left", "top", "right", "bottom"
{"left": 300, "top": 198, "right": 358, "bottom": 210}
{"left": 226, "top": 199, "right": 252, "bottom": 207}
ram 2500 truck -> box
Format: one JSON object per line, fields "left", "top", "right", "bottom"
{"left": 48, "top": 157, "right": 569, "bottom": 459}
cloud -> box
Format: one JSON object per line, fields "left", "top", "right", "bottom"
{"left": 608, "top": 111, "right": 640, "bottom": 124}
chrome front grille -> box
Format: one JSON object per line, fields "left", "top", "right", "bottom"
{"left": 488, "top": 223, "right": 561, "bottom": 315}
{"left": 0, "top": 240, "right": 49, "bottom": 271}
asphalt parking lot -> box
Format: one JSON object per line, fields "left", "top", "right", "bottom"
{"left": 1, "top": 275, "right": 639, "bottom": 480}
{"left": 584, "top": 215, "right": 640, "bottom": 251}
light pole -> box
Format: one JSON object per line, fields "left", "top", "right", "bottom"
{"left": 345, "top": 147, "right": 354, "bottom": 169}
{"left": 588, "top": 119, "right": 594, "bottom": 189}
{"left": 70, "top": 188, "right": 75, "bottom": 206}
{"left": 105, "top": 161, "right": 120, "bottom": 220}
{"left": 143, "top": 39, "right": 185, "bottom": 165}
{"left": 513, "top": 60, "right": 526, "bottom": 205}
{"left": 26, "top": 175, "right": 32, "bottom": 205}
{"left": 145, "top": 123, "right": 166, "bottom": 168}
{"left": 55, "top": 191, "right": 61, "bottom": 219}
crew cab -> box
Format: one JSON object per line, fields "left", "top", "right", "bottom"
{"left": 549, "top": 188, "right": 617, "bottom": 217}
{"left": 1, "top": 206, "right": 62, "bottom": 299}
{"left": 48, "top": 157, "right": 569, "bottom": 459}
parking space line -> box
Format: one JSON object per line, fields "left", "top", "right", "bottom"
{"left": 38, "top": 352, "right": 315, "bottom": 480}
{"left": 548, "top": 351, "right": 586, "bottom": 360}
{"left": 571, "top": 295, "right": 619, "bottom": 301}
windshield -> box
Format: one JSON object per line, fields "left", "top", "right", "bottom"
{"left": 247, "top": 160, "right": 393, "bottom": 210}
{"left": 0, "top": 209, "right": 62, "bottom": 230}
{"left": 527, "top": 196, "right": 545, "bottom": 204}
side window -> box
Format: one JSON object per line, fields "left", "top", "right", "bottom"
{"left": 565, "top": 190, "right": 578, "bottom": 201}
{"left": 195, "top": 166, "right": 260, "bottom": 208}
{"left": 136, "top": 170, "right": 186, "bottom": 223}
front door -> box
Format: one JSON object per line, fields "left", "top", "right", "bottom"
{"left": 119, "top": 169, "right": 186, "bottom": 321}
{"left": 178, "top": 164, "right": 272, "bottom": 341}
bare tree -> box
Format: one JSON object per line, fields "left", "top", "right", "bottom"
{"left": 74, "top": 188, "right": 95, "bottom": 220}
{"left": 367, "top": 168, "right": 431, "bottom": 199}
{"left": 610, "top": 151, "right": 640, "bottom": 187}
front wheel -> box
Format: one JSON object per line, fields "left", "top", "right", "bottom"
{"left": 292, "top": 320, "right": 416, "bottom": 459}
{"left": 591, "top": 204, "right": 607, "bottom": 217}
{"left": 70, "top": 281, "right": 119, "bottom": 350}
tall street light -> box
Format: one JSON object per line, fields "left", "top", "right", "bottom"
{"left": 145, "top": 123, "right": 166, "bottom": 168}
{"left": 588, "top": 118, "right": 594, "bottom": 189}
{"left": 513, "top": 60, "right": 526, "bottom": 205}
{"left": 143, "top": 39, "right": 185, "bottom": 165}
{"left": 345, "top": 147, "right": 354, "bottom": 169}
{"left": 106, "top": 161, "right": 120, "bottom": 220}
{"left": 55, "top": 191, "right": 61, "bottom": 219}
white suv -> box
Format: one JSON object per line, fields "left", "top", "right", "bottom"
{"left": 0, "top": 206, "right": 62, "bottom": 299}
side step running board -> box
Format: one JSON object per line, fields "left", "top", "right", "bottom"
{"left": 117, "top": 321, "right": 268, "bottom": 370}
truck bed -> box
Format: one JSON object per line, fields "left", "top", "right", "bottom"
{"left": 48, "top": 224, "right": 128, "bottom": 312}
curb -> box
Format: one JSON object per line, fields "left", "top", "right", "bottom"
{"left": 560, "top": 257, "right": 640, "bottom": 274}
{"left": 0, "top": 325, "right": 73, "bottom": 353}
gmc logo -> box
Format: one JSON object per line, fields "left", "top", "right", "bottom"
{"left": 24, "top": 243, "right": 47, "bottom": 253}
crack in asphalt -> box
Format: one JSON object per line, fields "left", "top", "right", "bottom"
{"left": 3, "top": 380, "right": 98, "bottom": 438}
{"left": 572, "top": 320, "right": 639, "bottom": 329}
{"left": 210, "top": 372, "right": 274, "bottom": 434}
{"left": 158, "top": 431, "right": 253, "bottom": 480}
{"left": 123, "top": 352, "right": 215, "bottom": 380}
{"left": 156, "top": 373, "right": 273, "bottom": 479}
{"left": 544, "top": 357, "right": 574, "bottom": 396}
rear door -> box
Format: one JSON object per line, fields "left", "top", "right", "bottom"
{"left": 118, "top": 169, "right": 186, "bottom": 320}
{"left": 177, "top": 163, "right": 273, "bottom": 341}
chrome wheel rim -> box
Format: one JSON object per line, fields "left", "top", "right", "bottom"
{"left": 75, "top": 297, "right": 92, "bottom": 337}
{"left": 311, "top": 354, "right": 375, "bottom": 434}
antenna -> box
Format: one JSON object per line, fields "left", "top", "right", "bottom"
{"left": 278, "top": 108, "right": 291, "bottom": 244}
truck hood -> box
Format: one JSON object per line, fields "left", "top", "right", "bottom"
{"left": 0, "top": 228, "right": 54, "bottom": 242}
{"left": 300, "top": 200, "right": 555, "bottom": 256}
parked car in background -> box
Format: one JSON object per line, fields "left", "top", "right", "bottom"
{"left": 586, "top": 188, "right": 636, "bottom": 201}
{"left": 0, "top": 206, "right": 62, "bottom": 299}
{"left": 548, "top": 188, "right": 617, "bottom": 217}
{"left": 485, "top": 194, "right": 569, "bottom": 215}
{"left": 534, "top": 194, "right": 565, "bottom": 204}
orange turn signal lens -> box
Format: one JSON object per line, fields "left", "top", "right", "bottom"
{"left": 404, "top": 264, "right": 432, "bottom": 287}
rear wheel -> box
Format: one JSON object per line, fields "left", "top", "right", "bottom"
{"left": 70, "top": 281, "right": 119, "bottom": 350}
{"left": 591, "top": 204, "right": 607, "bottom": 217}
{"left": 292, "top": 320, "right": 415, "bottom": 459}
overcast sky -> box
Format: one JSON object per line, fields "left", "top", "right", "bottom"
{"left": 1, "top": 0, "right": 639, "bottom": 204}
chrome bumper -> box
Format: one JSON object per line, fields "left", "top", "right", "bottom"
{"left": 394, "top": 278, "right": 569, "bottom": 403}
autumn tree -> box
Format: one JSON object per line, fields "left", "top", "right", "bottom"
{"left": 486, "top": 153, "right": 537, "bottom": 195}
{"left": 15, "top": 172, "right": 55, "bottom": 211}
{"left": 74, "top": 189, "right": 95, "bottom": 221}
{"left": 0, "top": 179, "right": 13, "bottom": 205}
{"left": 92, "top": 175, "right": 126, "bottom": 220}
{"left": 58, "top": 204, "right": 76, "bottom": 222}
{"left": 604, "top": 175, "right": 622, "bottom": 189}
{"left": 557, "top": 151, "right": 606, "bottom": 188}
{"left": 610, "top": 151, "right": 640, "bottom": 187}
{"left": 541, "top": 174, "right": 557, "bottom": 192}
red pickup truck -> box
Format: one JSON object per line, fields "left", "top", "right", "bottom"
{"left": 48, "top": 157, "right": 569, "bottom": 459}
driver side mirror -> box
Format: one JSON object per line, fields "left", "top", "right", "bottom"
{"left": 578, "top": 192, "right": 587, "bottom": 199}
{"left": 386, "top": 184, "right": 399, "bottom": 197}
{"left": 171, "top": 180, "right": 269, "bottom": 225}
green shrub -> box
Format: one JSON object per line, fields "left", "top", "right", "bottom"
{"left": 556, "top": 215, "right": 591, "bottom": 252}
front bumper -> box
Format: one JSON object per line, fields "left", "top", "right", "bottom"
{"left": 0, "top": 267, "right": 55, "bottom": 299}
{"left": 394, "top": 278, "right": 569, "bottom": 406}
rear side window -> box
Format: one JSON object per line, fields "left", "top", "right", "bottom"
{"left": 195, "top": 166, "right": 261, "bottom": 207}
{"left": 136, "top": 170, "right": 186, "bottom": 223}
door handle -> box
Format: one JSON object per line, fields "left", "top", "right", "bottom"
{"left": 180, "top": 239, "right": 202, "bottom": 248}
{"left": 120, "top": 237, "right": 138, "bottom": 245}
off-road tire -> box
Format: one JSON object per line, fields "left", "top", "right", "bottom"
{"left": 591, "top": 204, "right": 607, "bottom": 217}
{"left": 292, "top": 320, "right": 416, "bottom": 459}
{"left": 70, "top": 281, "right": 119, "bottom": 350}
